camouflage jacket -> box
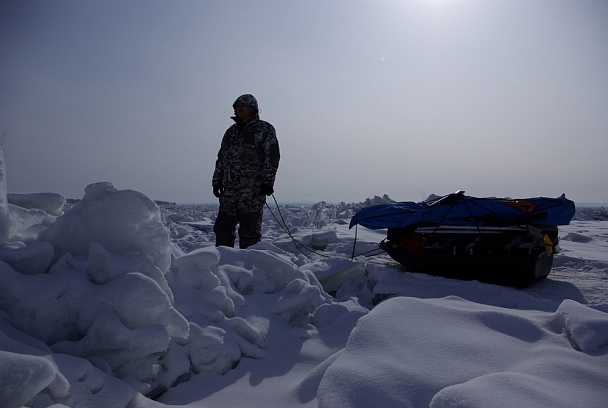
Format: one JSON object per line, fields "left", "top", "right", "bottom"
{"left": 212, "top": 118, "right": 280, "bottom": 212}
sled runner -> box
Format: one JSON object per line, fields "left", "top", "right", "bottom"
{"left": 350, "top": 191, "right": 576, "bottom": 287}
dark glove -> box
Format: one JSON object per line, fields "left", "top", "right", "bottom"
{"left": 260, "top": 184, "right": 274, "bottom": 196}
{"left": 213, "top": 184, "right": 224, "bottom": 198}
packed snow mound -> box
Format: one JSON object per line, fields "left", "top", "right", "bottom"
{"left": 0, "top": 182, "right": 335, "bottom": 406}
{"left": 317, "top": 296, "right": 608, "bottom": 408}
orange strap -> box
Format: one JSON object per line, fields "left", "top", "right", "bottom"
{"left": 502, "top": 200, "right": 536, "bottom": 214}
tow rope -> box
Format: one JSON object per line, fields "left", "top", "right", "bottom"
{"left": 265, "top": 194, "right": 386, "bottom": 261}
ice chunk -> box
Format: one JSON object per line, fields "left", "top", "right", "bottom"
{"left": 8, "top": 192, "right": 66, "bottom": 216}
{"left": 184, "top": 324, "right": 241, "bottom": 375}
{"left": 0, "top": 241, "right": 54, "bottom": 274}
{"left": 275, "top": 279, "right": 324, "bottom": 325}
{"left": 40, "top": 182, "right": 173, "bottom": 273}
{"left": 0, "top": 350, "right": 57, "bottom": 408}
{"left": 86, "top": 241, "right": 174, "bottom": 303}
{"left": 303, "top": 258, "right": 366, "bottom": 299}
{"left": 0, "top": 258, "right": 189, "bottom": 388}
{"left": 7, "top": 204, "right": 56, "bottom": 244}
{"left": 170, "top": 246, "right": 221, "bottom": 289}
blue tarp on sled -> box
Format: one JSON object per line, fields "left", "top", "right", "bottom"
{"left": 349, "top": 191, "right": 575, "bottom": 230}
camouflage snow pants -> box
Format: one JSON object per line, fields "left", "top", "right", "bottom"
{"left": 213, "top": 207, "right": 264, "bottom": 249}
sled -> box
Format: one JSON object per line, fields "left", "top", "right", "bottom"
{"left": 350, "top": 191, "right": 576, "bottom": 287}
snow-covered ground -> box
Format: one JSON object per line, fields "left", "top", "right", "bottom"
{"left": 1, "top": 180, "right": 607, "bottom": 408}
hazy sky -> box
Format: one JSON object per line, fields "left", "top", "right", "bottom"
{"left": 1, "top": 0, "right": 607, "bottom": 204}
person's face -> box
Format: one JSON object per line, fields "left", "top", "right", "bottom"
{"left": 236, "top": 103, "right": 255, "bottom": 122}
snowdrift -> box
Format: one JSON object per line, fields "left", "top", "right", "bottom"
{"left": 318, "top": 296, "right": 608, "bottom": 408}
{"left": 1, "top": 179, "right": 607, "bottom": 407}
{"left": 0, "top": 182, "right": 333, "bottom": 406}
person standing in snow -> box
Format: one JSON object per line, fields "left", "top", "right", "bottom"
{"left": 212, "top": 94, "right": 280, "bottom": 248}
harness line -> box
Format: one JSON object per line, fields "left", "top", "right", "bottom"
{"left": 265, "top": 194, "right": 386, "bottom": 261}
